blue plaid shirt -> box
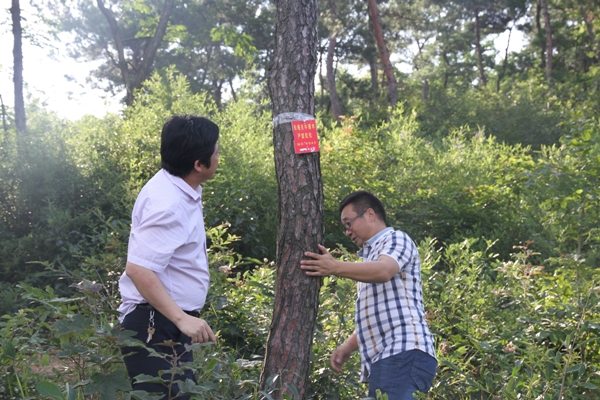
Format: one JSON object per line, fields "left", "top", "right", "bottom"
{"left": 355, "top": 227, "right": 436, "bottom": 382}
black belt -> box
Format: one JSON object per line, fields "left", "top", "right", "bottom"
{"left": 136, "top": 303, "right": 200, "bottom": 318}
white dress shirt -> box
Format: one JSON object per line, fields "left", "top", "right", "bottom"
{"left": 118, "top": 169, "right": 210, "bottom": 322}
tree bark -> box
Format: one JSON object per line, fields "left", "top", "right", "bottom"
{"left": 540, "top": 0, "right": 553, "bottom": 87}
{"left": 327, "top": 0, "right": 343, "bottom": 121}
{"left": 97, "top": 0, "right": 132, "bottom": 104}
{"left": 366, "top": 0, "right": 398, "bottom": 109}
{"left": 260, "top": 0, "right": 323, "bottom": 399}
{"left": 369, "top": 57, "right": 378, "bottom": 101}
{"left": 443, "top": 53, "right": 450, "bottom": 89}
{"left": 414, "top": 37, "right": 429, "bottom": 101}
{"left": 0, "top": 94, "right": 8, "bottom": 137}
{"left": 11, "top": 0, "right": 26, "bottom": 136}
{"left": 579, "top": 3, "right": 600, "bottom": 64}
{"left": 97, "top": 0, "right": 175, "bottom": 105}
{"left": 474, "top": 9, "right": 487, "bottom": 87}
{"left": 536, "top": 0, "right": 546, "bottom": 69}
{"left": 497, "top": 27, "right": 512, "bottom": 92}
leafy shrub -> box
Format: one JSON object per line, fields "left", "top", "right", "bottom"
{"left": 2, "top": 70, "right": 600, "bottom": 399}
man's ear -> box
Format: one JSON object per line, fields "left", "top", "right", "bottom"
{"left": 366, "top": 208, "right": 376, "bottom": 221}
{"left": 193, "top": 160, "right": 204, "bottom": 172}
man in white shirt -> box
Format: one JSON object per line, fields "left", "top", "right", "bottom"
{"left": 301, "top": 190, "right": 437, "bottom": 400}
{"left": 118, "top": 115, "right": 219, "bottom": 399}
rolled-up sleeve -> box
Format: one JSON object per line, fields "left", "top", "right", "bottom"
{"left": 128, "top": 207, "right": 187, "bottom": 272}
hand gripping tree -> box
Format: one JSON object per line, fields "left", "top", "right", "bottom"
{"left": 259, "top": 1, "right": 323, "bottom": 399}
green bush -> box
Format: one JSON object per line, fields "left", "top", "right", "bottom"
{"left": 2, "top": 71, "right": 600, "bottom": 399}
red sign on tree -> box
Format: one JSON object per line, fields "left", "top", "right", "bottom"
{"left": 292, "top": 120, "right": 320, "bottom": 154}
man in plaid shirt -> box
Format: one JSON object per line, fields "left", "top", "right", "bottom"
{"left": 301, "top": 190, "right": 437, "bottom": 399}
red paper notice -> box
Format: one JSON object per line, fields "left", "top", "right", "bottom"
{"left": 292, "top": 120, "right": 320, "bottom": 154}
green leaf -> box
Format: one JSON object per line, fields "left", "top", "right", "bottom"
{"left": 259, "top": 391, "right": 276, "bottom": 400}
{"left": 129, "top": 390, "right": 164, "bottom": 400}
{"left": 83, "top": 370, "right": 132, "bottom": 399}
{"left": 67, "top": 383, "right": 77, "bottom": 400}
{"left": 285, "top": 382, "right": 300, "bottom": 399}
{"left": 582, "top": 129, "right": 591, "bottom": 141}
{"left": 131, "top": 373, "right": 165, "bottom": 385}
{"left": 566, "top": 364, "right": 584, "bottom": 375}
{"left": 477, "top": 341, "right": 492, "bottom": 351}
{"left": 3, "top": 340, "right": 16, "bottom": 359}
{"left": 36, "top": 381, "right": 66, "bottom": 400}
{"left": 52, "top": 314, "right": 93, "bottom": 336}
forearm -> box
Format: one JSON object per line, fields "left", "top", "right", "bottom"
{"left": 332, "top": 260, "right": 397, "bottom": 283}
{"left": 125, "top": 262, "right": 187, "bottom": 325}
{"left": 342, "top": 331, "right": 359, "bottom": 352}
{"left": 301, "top": 246, "right": 399, "bottom": 282}
{"left": 331, "top": 331, "right": 359, "bottom": 372}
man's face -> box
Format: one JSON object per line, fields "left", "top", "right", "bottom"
{"left": 202, "top": 143, "right": 219, "bottom": 180}
{"left": 340, "top": 204, "right": 368, "bottom": 248}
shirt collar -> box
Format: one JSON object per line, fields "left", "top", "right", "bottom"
{"left": 358, "top": 227, "right": 393, "bottom": 257}
{"left": 366, "top": 227, "right": 393, "bottom": 247}
{"left": 162, "top": 169, "right": 202, "bottom": 202}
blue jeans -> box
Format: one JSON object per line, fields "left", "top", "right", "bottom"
{"left": 368, "top": 349, "right": 437, "bottom": 400}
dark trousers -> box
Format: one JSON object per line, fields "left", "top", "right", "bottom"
{"left": 120, "top": 306, "right": 197, "bottom": 400}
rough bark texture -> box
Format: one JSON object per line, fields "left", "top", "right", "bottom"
{"left": 474, "top": 10, "right": 487, "bottom": 87}
{"left": 366, "top": 0, "right": 398, "bottom": 109}
{"left": 259, "top": 1, "right": 324, "bottom": 399}
{"left": 97, "top": 0, "right": 175, "bottom": 105}
{"left": 326, "top": 0, "right": 342, "bottom": 121}
{"left": 369, "top": 57, "right": 379, "bottom": 99}
{"left": 536, "top": 0, "right": 546, "bottom": 69}
{"left": 579, "top": 3, "right": 600, "bottom": 64}
{"left": 540, "top": 0, "right": 553, "bottom": 87}
{"left": 0, "top": 95, "right": 8, "bottom": 136}
{"left": 11, "top": 0, "right": 26, "bottom": 135}
{"left": 497, "top": 28, "right": 512, "bottom": 92}
{"left": 414, "top": 38, "right": 429, "bottom": 101}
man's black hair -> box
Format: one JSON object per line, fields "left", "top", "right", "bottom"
{"left": 339, "top": 190, "right": 387, "bottom": 225}
{"left": 161, "top": 115, "right": 219, "bottom": 178}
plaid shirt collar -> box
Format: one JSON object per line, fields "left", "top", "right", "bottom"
{"left": 358, "top": 227, "right": 394, "bottom": 259}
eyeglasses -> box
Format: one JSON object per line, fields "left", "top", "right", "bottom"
{"left": 342, "top": 210, "right": 366, "bottom": 233}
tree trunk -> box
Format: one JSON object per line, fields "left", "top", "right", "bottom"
{"left": 11, "top": 0, "right": 26, "bottom": 136}
{"left": 228, "top": 78, "right": 238, "bottom": 103}
{"left": 260, "top": 0, "right": 324, "bottom": 399}
{"left": 97, "top": 0, "right": 175, "bottom": 105}
{"left": 131, "top": 0, "right": 175, "bottom": 89}
{"left": 421, "top": 79, "right": 429, "bottom": 101}
{"left": 414, "top": 37, "right": 429, "bottom": 101}
{"left": 474, "top": 10, "right": 487, "bottom": 87}
{"left": 0, "top": 94, "right": 8, "bottom": 137}
{"left": 497, "top": 27, "right": 512, "bottom": 92}
{"left": 327, "top": 0, "right": 342, "bottom": 121}
{"left": 579, "top": 3, "right": 600, "bottom": 64}
{"left": 369, "top": 57, "right": 379, "bottom": 101}
{"left": 366, "top": 0, "right": 398, "bottom": 109}
{"left": 536, "top": 0, "right": 546, "bottom": 69}
{"left": 318, "top": 50, "right": 325, "bottom": 101}
{"left": 540, "top": 0, "right": 553, "bottom": 87}
{"left": 443, "top": 52, "right": 450, "bottom": 89}
{"left": 97, "top": 0, "right": 132, "bottom": 104}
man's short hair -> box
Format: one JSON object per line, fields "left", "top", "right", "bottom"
{"left": 339, "top": 190, "right": 387, "bottom": 225}
{"left": 161, "top": 115, "right": 219, "bottom": 178}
